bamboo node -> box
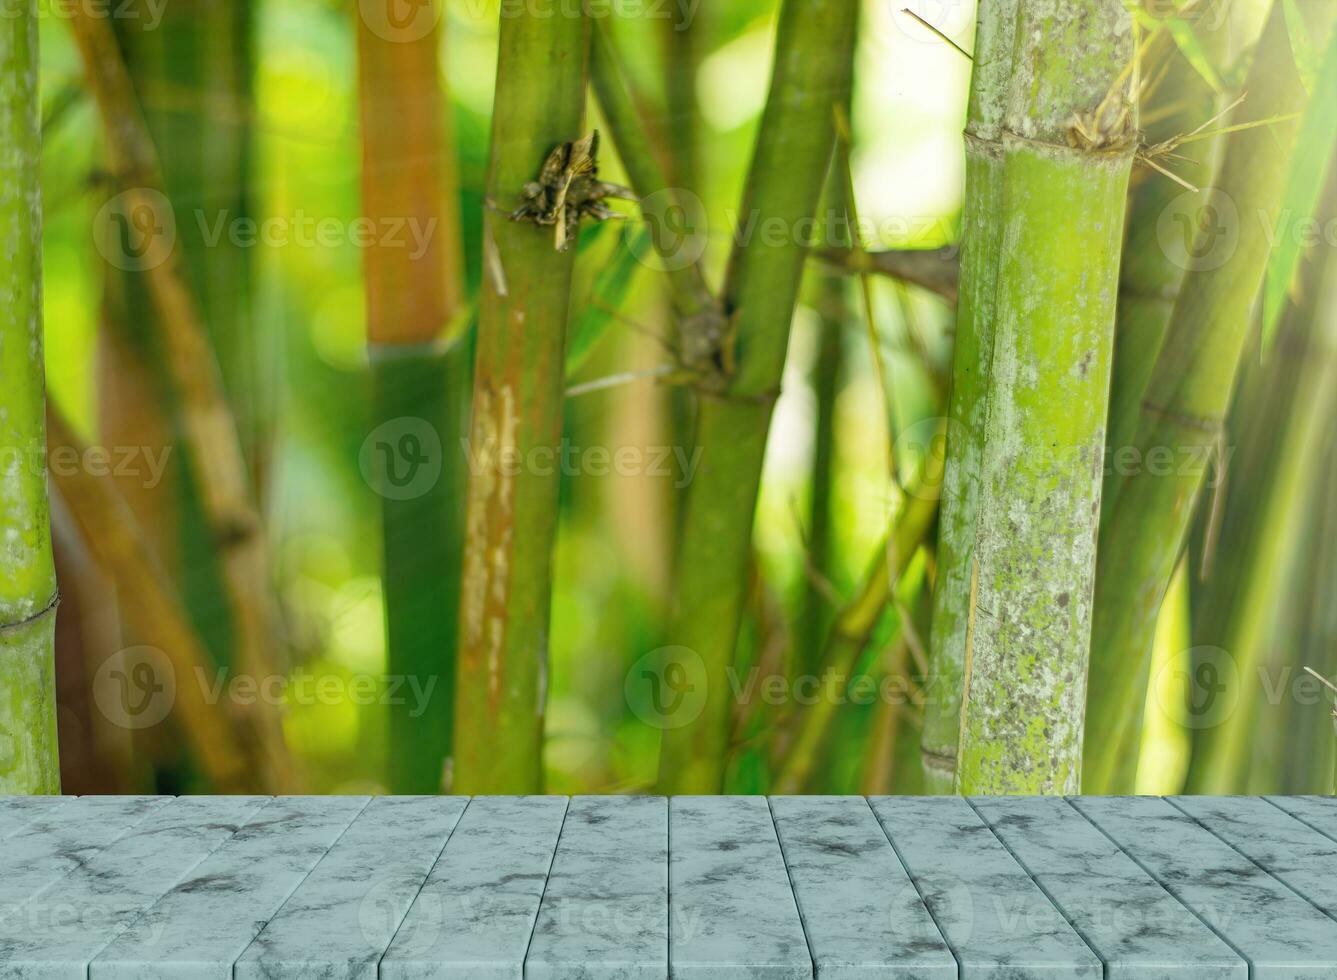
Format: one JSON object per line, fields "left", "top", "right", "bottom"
{"left": 0, "top": 592, "right": 60, "bottom": 637}
{"left": 508, "top": 131, "right": 637, "bottom": 252}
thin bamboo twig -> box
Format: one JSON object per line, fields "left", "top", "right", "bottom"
{"left": 0, "top": 2, "right": 60, "bottom": 793}
{"left": 815, "top": 247, "right": 960, "bottom": 302}
{"left": 65, "top": 5, "right": 293, "bottom": 790}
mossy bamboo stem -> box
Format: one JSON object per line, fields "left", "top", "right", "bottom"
{"left": 357, "top": 0, "right": 467, "bottom": 795}
{"left": 956, "top": 0, "right": 1136, "bottom": 795}
{"left": 0, "top": 1, "right": 60, "bottom": 793}
{"left": 919, "top": 0, "right": 1018, "bottom": 794}
{"left": 452, "top": 4, "right": 588, "bottom": 794}
{"left": 1083, "top": 0, "right": 1337, "bottom": 794}
{"left": 655, "top": 0, "right": 858, "bottom": 794}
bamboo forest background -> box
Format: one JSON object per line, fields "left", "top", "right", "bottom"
{"left": 13, "top": 0, "right": 1337, "bottom": 797}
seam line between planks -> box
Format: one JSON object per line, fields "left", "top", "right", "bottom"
{"left": 1063, "top": 797, "right": 1257, "bottom": 976}
{"left": 763, "top": 797, "right": 817, "bottom": 979}
{"left": 375, "top": 796, "right": 475, "bottom": 975}
{"left": 861, "top": 797, "right": 960, "bottom": 977}
{"left": 519, "top": 795, "right": 573, "bottom": 975}
{"left": 1163, "top": 796, "right": 1337, "bottom": 926}
{"left": 963, "top": 797, "right": 1108, "bottom": 977}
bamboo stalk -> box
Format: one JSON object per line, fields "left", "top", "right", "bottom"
{"left": 66, "top": 6, "right": 293, "bottom": 789}
{"left": 45, "top": 407, "right": 253, "bottom": 791}
{"left": 654, "top": 0, "right": 859, "bottom": 795}
{"left": 956, "top": 0, "right": 1137, "bottom": 795}
{"left": 918, "top": 0, "right": 1018, "bottom": 794}
{"left": 356, "top": 0, "right": 468, "bottom": 795}
{"left": 0, "top": 1, "right": 60, "bottom": 794}
{"left": 772, "top": 451, "right": 942, "bottom": 794}
{"left": 1083, "top": 0, "right": 1337, "bottom": 794}
{"left": 452, "top": 5, "right": 588, "bottom": 794}
{"left": 1186, "top": 188, "right": 1337, "bottom": 793}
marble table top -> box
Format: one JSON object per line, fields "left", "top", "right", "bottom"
{"left": 0, "top": 794, "right": 1334, "bottom": 978}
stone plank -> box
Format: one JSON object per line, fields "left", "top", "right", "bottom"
{"left": 973, "top": 796, "right": 1245, "bottom": 980}
{"left": 0, "top": 796, "right": 264, "bottom": 980}
{"left": 669, "top": 796, "right": 810, "bottom": 980}
{"left": 869, "top": 795, "right": 1101, "bottom": 979}
{"left": 1171, "top": 796, "right": 1337, "bottom": 921}
{"left": 770, "top": 796, "right": 954, "bottom": 979}
{"left": 382, "top": 795, "right": 568, "bottom": 980}
{"left": 233, "top": 796, "right": 467, "bottom": 980}
{"left": 1074, "top": 795, "right": 1337, "bottom": 979}
{"left": 89, "top": 796, "right": 370, "bottom": 980}
{"left": 526, "top": 795, "right": 667, "bottom": 980}
{"left": 0, "top": 798, "right": 67, "bottom": 842}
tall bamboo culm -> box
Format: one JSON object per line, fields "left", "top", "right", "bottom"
{"left": 1083, "top": 0, "right": 1337, "bottom": 794}
{"left": 919, "top": 0, "right": 1018, "bottom": 794}
{"left": 0, "top": 0, "right": 60, "bottom": 794}
{"left": 656, "top": 0, "right": 858, "bottom": 794}
{"left": 357, "top": 0, "right": 468, "bottom": 794}
{"left": 955, "top": 0, "right": 1136, "bottom": 795}
{"left": 453, "top": 5, "right": 587, "bottom": 794}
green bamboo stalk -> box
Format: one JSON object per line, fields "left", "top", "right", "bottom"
{"left": 772, "top": 450, "right": 943, "bottom": 794}
{"left": 452, "top": 5, "right": 588, "bottom": 794}
{"left": 655, "top": 0, "right": 859, "bottom": 795}
{"left": 956, "top": 0, "right": 1136, "bottom": 796}
{"left": 356, "top": 0, "right": 467, "bottom": 796}
{"left": 918, "top": 0, "right": 1018, "bottom": 794}
{"left": 0, "top": 1, "right": 60, "bottom": 794}
{"left": 1186, "top": 198, "right": 1337, "bottom": 793}
{"left": 1083, "top": 0, "right": 1337, "bottom": 794}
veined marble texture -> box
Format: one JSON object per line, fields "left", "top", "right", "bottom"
{"left": 869, "top": 796, "right": 1102, "bottom": 979}
{"left": 381, "top": 795, "right": 568, "bottom": 980}
{"left": 525, "top": 795, "right": 668, "bottom": 980}
{"left": 90, "top": 796, "right": 371, "bottom": 980}
{"left": 973, "top": 796, "right": 1244, "bottom": 980}
{"left": 0, "top": 796, "right": 266, "bottom": 980}
{"left": 232, "top": 796, "right": 467, "bottom": 980}
{"left": 669, "top": 796, "right": 810, "bottom": 980}
{"left": 1074, "top": 795, "right": 1337, "bottom": 979}
{"left": 770, "top": 795, "right": 955, "bottom": 979}
{"left": 0, "top": 798, "right": 67, "bottom": 843}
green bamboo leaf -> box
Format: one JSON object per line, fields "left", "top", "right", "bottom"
{"left": 1283, "top": 0, "right": 1322, "bottom": 90}
{"left": 1262, "top": 22, "right": 1337, "bottom": 351}
{"left": 565, "top": 225, "right": 650, "bottom": 376}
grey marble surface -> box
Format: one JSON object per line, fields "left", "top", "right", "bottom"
{"left": 0, "top": 795, "right": 1335, "bottom": 978}
{"left": 973, "top": 796, "right": 1245, "bottom": 980}
{"left": 670, "top": 796, "right": 810, "bottom": 980}
{"left": 90, "top": 796, "right": 370, "bottom": 980}
{"left": 1170, "top": 796, "right": 1337, "bottom": 922}
{"left": 0, "top": 797, "right": 66, "bottom": 842}
{"left": 232, "top": 796, "right": 467, "bottom": 980}
{"left": 770, "top": 796, "right": 954, "bottom": 979}
{"left": 870, "top": 796, "right": 1102, "bottom": 979}
{"left": 381, "top": 795, "right": 568, "bottom": 980}
{"left": 526, "top": 795, "right": 668, "bottom": 980}
{"left": 1075, "top": 795, "right": 1337, "bottom": 979}
{"left": 0, "top": 796, "right": 265, "bottom": 980}
{"left": 0, "top": 797, "right": 168, "bottom": 931}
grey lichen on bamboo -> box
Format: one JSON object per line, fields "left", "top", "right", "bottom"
{"left": 955, "top": 0, "right": 1137, "bottom": 795}
{"left": 509, "top": 131, "right": 636, "bottom": 251}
